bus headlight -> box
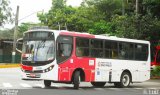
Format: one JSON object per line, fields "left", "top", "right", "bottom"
{"left": 43, "top": 65, "right": 54, "bottom": 73}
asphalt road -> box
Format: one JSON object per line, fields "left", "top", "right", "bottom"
{"left": 0, "top": 68, "right": 160, "bottom": 95}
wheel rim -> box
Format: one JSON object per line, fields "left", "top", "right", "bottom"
{"left": 78, "top": 76, "right": 81, "bottom": 84}
{"left": 122, "top": 74, "right": 130, "bottom": 86}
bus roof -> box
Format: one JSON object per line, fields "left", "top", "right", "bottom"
{"left": 23, "top": 29, "right": 150, "bottom": 44}
{"left": 59, "top": 30, "right": 150, "bottom": 44}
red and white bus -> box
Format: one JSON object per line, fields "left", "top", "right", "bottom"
{"left": 19, "top": 28, "right": 150, "bottom": 89}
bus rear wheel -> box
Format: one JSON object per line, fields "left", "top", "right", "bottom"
{"left": 91, "top": 82, "right": 106, "bottom": 87}
{"left": 73, "top": 71, "right": 80, "bottom": 89}
{"left": 44, "top": 80, "right": 51, "bottom": 87}
{"left": 114, "top": 72, "right": 131, "bottom": 88}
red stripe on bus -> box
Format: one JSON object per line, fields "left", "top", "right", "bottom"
{"left": 60, "top": 31, "right": 95, "bottom": 38}
{"left": 21, "top": 64, "right": 33, "bottom": 71}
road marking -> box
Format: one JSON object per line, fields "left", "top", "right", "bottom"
{"left": 3, "top": 83, "right": 13, "bottom": 88}
{"left": 58, "top": 84, "right": 73, "bottom": 87}
{"left": 34, "top": 84, "right": 45, "bottom": 88}
{"left": 52, "top": 84, "right": 61, "bottom": 87}
{"left": 20, "top": 83, "right": 32, "bottom": 88}
{"left": 51, "top": 84, "right": 73, "bottom": 88}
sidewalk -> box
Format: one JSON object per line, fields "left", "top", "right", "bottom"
{"left": 0, "top": 63, "right": 20, "bottom": 68}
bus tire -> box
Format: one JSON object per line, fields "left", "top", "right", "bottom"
{"left": 73, "top": 71, "right": 80, "bottom": 89}
{"left": 91, "top": 82, "right": 106, "bottom": 87}
{"left": 44, "top": 80, "right": 51, "bottom": 87}
{"left": 114, "top": 72, "right": 131, "bottom": 88}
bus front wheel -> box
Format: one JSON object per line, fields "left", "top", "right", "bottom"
{"left": 44, "top": 80, "right": 51, "bottom": 87}
{"left": 91, "top": 82, "right": 106, "bottom": 87}
{"left": 73, "top": 71, "right": 80, "bottom": 89}
{"left": 114, "top": 72, "right": 131, "bottom": 88}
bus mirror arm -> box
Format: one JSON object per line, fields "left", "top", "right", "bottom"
{"left": 16, "top": 48, "right": 22, "bottom": 53}
{"left": 16, "top": 38, "right": 23, "bottom": 54}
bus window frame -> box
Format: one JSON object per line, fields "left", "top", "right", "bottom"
{"left": 56, "top": 35, "right": 73, "bottom": 64}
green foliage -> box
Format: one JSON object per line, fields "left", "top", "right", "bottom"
{"left": 38, "top": 6, "right": 72, "bottom": 30}
{"left": 37, "top": 0, "right": 160, "bottom": 44}
{"left": 88, "top": 20, "right": 112, "bottom": 35}
{"left": 86, "top": 0, "right": 122, "bottom": 20}
{"left": 111, "top": 14, "right": 137, "bottom": 38}
{"left": 0, "top": 29, "right": 13, "bottom": 39}
{"left": 110, "top": 12, "right": 160, "bottom": 41}
{"left": 0, "top": 0, "right": 13, "bottom": 26}
{"left": 18, "top": 22, "right": 41, "bottom": 38}
{"left": 151, "top": 66, "right": 160, "bottom": 77}
{"left": 111, "top": 14, "right": 144, "bottom": 39}
{"left": 143, "top": 0, "right": 160, "bottom": 18}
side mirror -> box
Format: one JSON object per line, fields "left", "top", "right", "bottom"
{"left": 16, "top": 38, "right": 23, "bottom": 53}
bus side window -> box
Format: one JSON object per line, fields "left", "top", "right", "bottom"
{"left": 111, "top": 42, "right": 118, "bottom": 59}
{"left": 112, "top": 50, "right": 118, "bottom": 59}
{"left": 105, "top": 40, "right": 118, "bottom": 59}
{"left": 76, "top": 37, "right": 89, "bottom": 57}
{"left": 76, "top": 48, "right": 83, "bottom": 57}
{"left": 58, "top": 43, "right": 72, "bottom": 57}
{"left": 56, "top": 36, "right": 73, "bottom": 64}
{"left": 58, "top": 43, "right": 65, "bottom": 57}
{"left": 135, "top": 44, "right": 148, "bottom": 61}
{"left": 90, "top": 39, "right": 103, "bottom": 58}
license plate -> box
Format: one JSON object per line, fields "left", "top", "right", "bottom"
{"left": 30, "top": 73, "right": 36, "bottom": 77}
{"left": 30, "top": 73, "right": 40, "bottom": 78}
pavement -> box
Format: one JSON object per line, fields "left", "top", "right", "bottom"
{"left": 0, "top": 63, "right": 160, "bottom": 79}
{"left": 0, "top": 68, "right": 160, "bottom": 95}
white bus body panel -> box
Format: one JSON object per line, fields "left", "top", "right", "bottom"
{"left": 21, "top": 60, "right": 59, "bottom": 81}
{"left": 95, "top": 54, "right": 150, "bottom": 83}
{"left": 95, "top": 59, "right": 150, "bottom": 82}
{"left": 94, "top": 35, "right": 150, "bottom": 83}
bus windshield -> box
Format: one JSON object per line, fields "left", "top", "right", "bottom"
{"left": 22, "top": 40, "right": 55, "bottom": 62}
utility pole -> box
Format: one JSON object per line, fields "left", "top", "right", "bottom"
{"left": 12, "top": 6, "right": 19, "bottom": 63}
{"left": 122, "top": 0, "right": 125, "bottom": 15}
{"left": 136, "top": 0, "right": 139, "bottom": 16}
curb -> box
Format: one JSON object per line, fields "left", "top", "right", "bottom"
{"left": 0, "top": 64, "right": 20, "bottom": 68}
{"left": 151, "top": 77, "right": 160, "bottom": 79}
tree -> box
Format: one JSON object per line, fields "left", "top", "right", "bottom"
{"left": 37, "top": 0, "right": 160, "bottom": 44}
{"left": 85, "top": 0, "right": 122, "bottom": 21}
{"left": 37, "top": 0, "right": 68, "bottom": 30}
{"left": 18, "top": 22, "right": 41, "bottom": 38}
{"left": 110, "top": 12, "right": 160, "bottom": 42}
{"left": 0, "top": 0, "right": 12, "bottom": 26}
{"left": 142, "top": 0, "right": 160, "bottom": 18}
{"left": 38, "top": 0, "right": 107, "bottom": 31}
{"left": 0, "top": 29, "right": 13, "bottom": 39}
{"left": 88, "top": 20, "right": 112, "bottom": 35}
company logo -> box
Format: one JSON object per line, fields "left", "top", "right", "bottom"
{"left": 1, "top": 89, "right": 19, "bottom": 95}
{"left": 98, "top": 62, "right": 112, "bottom": 67}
